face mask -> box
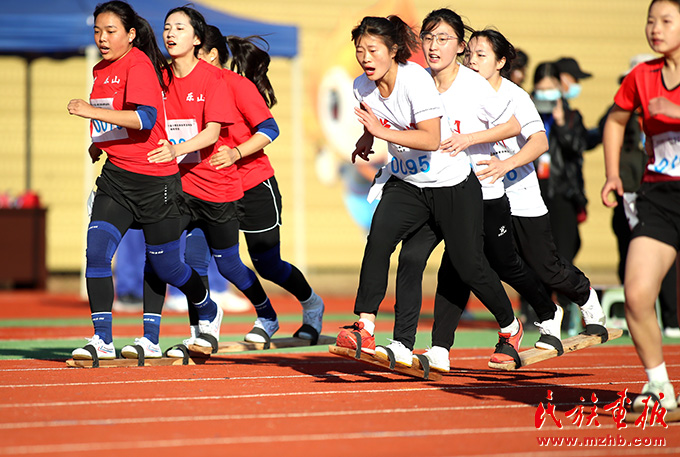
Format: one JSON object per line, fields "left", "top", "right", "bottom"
{"left": 533, "top": 89, "right": 561, "bottom": 101}
{"left": 564, "top": 83, "right": 582, "bottom": 100}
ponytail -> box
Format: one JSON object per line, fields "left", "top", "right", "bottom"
{"left": 351, "top": 15, "right": 419, "bottom": 64}
{"left": 226, "top": 36, "right": 277, "bottom": 108}
{"left": 133, "top": 16, "right": 172, "bottom": 90}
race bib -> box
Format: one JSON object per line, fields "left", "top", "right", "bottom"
{"left": 90, "top": 98, "right": 128, "bottom": 143}
{"left": 650, "top": 131, "right": 680, "bottom": 177}
{"left": 166, "top": 118, "right": 200, "bottom": 164}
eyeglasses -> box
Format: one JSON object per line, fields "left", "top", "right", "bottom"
{"left": 420, "top": 33, "right": 457, "bottom": 46}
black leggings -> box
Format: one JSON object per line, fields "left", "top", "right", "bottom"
{"left": 87, "top": 193, "right": 207, "bottom": 314}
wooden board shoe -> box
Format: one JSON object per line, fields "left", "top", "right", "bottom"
{"left": 488, "top": 328, "right": 623, "bottom": 371}
{"left": 66, "top": 356, "right": 200, "bottom": 368}
{"left": 328, "top": 345, "right": 442, "bottom": 381}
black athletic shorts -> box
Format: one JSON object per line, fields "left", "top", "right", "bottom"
{"left": 182, "top": 192, "right": 242, "bottom": 225}
{"left": 239, "top": 177, "right": 282, "bottom": 232}
{"left": 95, "top": 160, "right": 184, "bottom": 225}
{"left": 632, "top": 180, "right": 680, "bottom": 250}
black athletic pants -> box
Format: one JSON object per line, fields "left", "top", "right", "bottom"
{"left": 354, "top": 174, "right": 514, "bottom": 350}
{"left": 511, "top": 213, "right": 591, "bottom": 306}
{"left": 396, "top": 195, "right": 556, "bottom": 350}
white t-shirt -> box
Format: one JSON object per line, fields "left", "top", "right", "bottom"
{"left": 438, "top": 65, "right": 514, "bottom": 200}
{"left": 493, "top": 78, "right": 548, "bottom": 217}
{"left": 354, "top": 61, "right": 470, "bottom": 188}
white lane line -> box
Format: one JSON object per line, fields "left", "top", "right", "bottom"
{"left": 0, "top": 379, "right": 662, "bottom": 409}
{"left": 2, "top": 363, "right": 674, "bottom": 389}
{"left": 0, "top": 403, "right": 535, "bottom": 429}
{"left": 0, "top": 424, "right": 676, "bottom": 455}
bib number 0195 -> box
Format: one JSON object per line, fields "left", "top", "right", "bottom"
{"left": 390, "top": 154, "right": 430, "bottom": 176}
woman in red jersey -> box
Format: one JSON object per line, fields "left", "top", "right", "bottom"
{"left": 145, "top": 6, "right": 279, "bottom": 354}
{"left": 190, "top": 25, "right": 324, "bottom": 344}
{"left": 602, "top": 0, "right": 680, "bottom": 412}
{"left": 66, "top": 1, "right": 218, "bottom": 362}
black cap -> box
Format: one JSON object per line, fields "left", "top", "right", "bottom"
{"left": 555, "top": 57, "right": 592, "bottom": 79}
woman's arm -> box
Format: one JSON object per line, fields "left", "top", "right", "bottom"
{"left": 600, "top": 105, "right": 632, "bottom": 208}
{"left": 148, "top": 122, "right": 222, "bottom": 163}
{"left": 442, "top": 116, "right": 521, "bottom": 155}
{"left": 475, "top": 131, "right": 549, "bottom": 183}
{"left": 209, "top": 130, "right": 273, "bottom": 170}
{"left": 355, "top": 102, "right": 440, "bottom": 151}
{"left": 67, "top": 99, "right": 142, "bottom": 130}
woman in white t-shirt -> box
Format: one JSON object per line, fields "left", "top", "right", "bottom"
{"left": 466, "top": 29, "right": 607, "bottom": 341}
{"left": 394, "top": 9, "right": 560, "bottom": 372}
{"left": 335, "top": 15, "right": 516, "bottom": 371}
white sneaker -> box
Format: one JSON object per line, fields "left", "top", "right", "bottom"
{"left": 664, "top": 327, "right": 680, "bottom": 338}
{"left": 194, "top": 306, "right": 224, "bottom": 348}
{"left": 632, "top": 381, "right": 678, "bottom": 412}
{"left": 166, "top": 325, "right": 199, "bottom": 358}
{"left": 298, "top": 292, "right": 324, "bottom": 340}
{"left": 71, "top": 335, "right": 116, "bottom": 360}
{"left": 375, "top": 340, "right": 413, "bottom": 368}
{"left": 580, "top": 288, "right": 606, "bottom": 327}
{"left": 245, "top": 317, "right": 279, "bottom": 343}
{"left": 535, "top": 305, "right": 564, "bottom": 350}
{"left": 420, "top": 346, "right": 450, "bottom": 372}
{"left": 121, "top": 337, "right": 162, "bottom": 359}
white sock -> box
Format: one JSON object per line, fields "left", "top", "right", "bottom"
{"left": 500, "top": 317, "right": 520, "bottom": 336}
{"left": 646, "top": 362, "right": 670, "bottom": 384}
{"left": 300, "top": 290, "right": 319, "bottom": 307}
{"left": 359, "top": 318, "right": 375, "bottom": 335}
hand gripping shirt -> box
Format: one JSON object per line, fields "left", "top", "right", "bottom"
{"left": 438, "top": 65, "right": 514, "bottom": 200}
{"left": 164, "top": 59, "right": 242, "bottom": 202}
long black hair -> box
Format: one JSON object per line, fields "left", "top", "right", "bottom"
{"left": 469, "top": 29, "right": 516, "bottom": 79}
{"left": 351, "top": 15, "right": 419, "bottom": 64}
{"left": 93, "top": 1, "right": 171, "bottom": 90}
{"left": 200, "top": 25, "right": 277, "bottom": 108}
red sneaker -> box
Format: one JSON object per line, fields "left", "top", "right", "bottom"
{"left": 489, "top": 319, "right": 523, "bottom": 365}
{"left": 336, "top": 322, "right": 375, "bottom": 354}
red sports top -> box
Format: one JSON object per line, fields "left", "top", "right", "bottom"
{"left": 90, "top": 47, "right": 176, "bottom": 176}
{"left": 164, "top": 59, "right": 243, "bottom": 202}
{"left": 220, "top": 69, "right": 276, "bottom": 192}
{"left": 616, "top": 57, "right": 680, "bottom": 182}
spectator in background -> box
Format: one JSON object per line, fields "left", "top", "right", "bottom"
{"left": 555, "top": 57, "right": 591, "bottom": 102}
{"left": 509, "top": 48, "right": 528, "bottom": 87}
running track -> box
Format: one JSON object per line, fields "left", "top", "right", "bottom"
{"left": 0, "top": 290, "right": 678, "bottom": 457}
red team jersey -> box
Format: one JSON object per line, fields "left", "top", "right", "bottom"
{"left": 90, "top": 47, "right": 176, "bottom": 176}
{"left": 616, "top": 58, "right": 680, "bottom": 182}
{"left": 220, "top": 69, "right": 276, "bottom": 192}
{"left": 164, "top": 59, "right": 242, "bottom": 202}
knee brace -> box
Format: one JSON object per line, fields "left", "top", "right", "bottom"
{"left": 85, "top": 221, "right": 122, "bottom": 278}
{"left": 249, "top": 244, "right": 292, "bottom": 284}
{"left": 185, "top": 229, "right": 211, "bottom": 277}
{"left": 146, "top": 239, "right": 192, "bottom": 288}
{"left": 212, "top": 244, "right": 256, "bottom": 290}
